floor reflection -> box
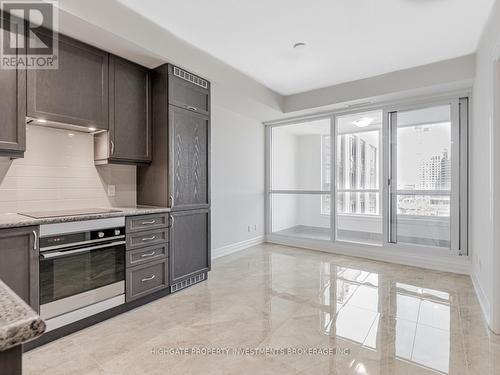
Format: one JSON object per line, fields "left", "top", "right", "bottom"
{"left": 315, "top": 262, "right": 455, "bottom": 373}
{"left": 24, "top": 244, "right": 497, "bottom": 375}
{"left": 269, "top": 247, "right": 476, "bottom": 374}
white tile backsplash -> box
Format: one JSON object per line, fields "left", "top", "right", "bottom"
{"left": 0, "top": 125, "right": 136, "bottom": 214}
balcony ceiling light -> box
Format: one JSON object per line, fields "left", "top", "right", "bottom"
{"left": 352, "top": 117, "right": 374, "bottom": 128}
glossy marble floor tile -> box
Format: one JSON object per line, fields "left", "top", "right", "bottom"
{"left": 24, "top": 243, "right": 500, "bottom": 375}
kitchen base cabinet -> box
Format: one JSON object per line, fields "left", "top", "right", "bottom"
{"left": 126, "top": 227, "right": 168, "bottom": 250}
{"left": 125, "top": 214, "right": 169, "bottom": 302}
{"left": 0, "top": 227, "right": 39, "bottom": 311}
{"left": 0, "top": 346, "right": 22, "bottom": 375}
{"left": 170, "top": 209, "right": 210, "bottom": 287}
{"left": 126, "top": 259, "right": 168, "bottom": 302}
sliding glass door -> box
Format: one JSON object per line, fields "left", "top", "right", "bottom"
{"left": 267, "top": 96, "right": 468, "bottom": 255}
{"left": 388, "top": 101, "right": 463, "bottom": 252}
{"left": 269, "top": 118, "right": 332, "bottom": 241}
{"left": 335, "top": 110, "right": 383, "bottom": 245}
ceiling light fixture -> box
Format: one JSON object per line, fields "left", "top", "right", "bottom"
{"left": 352, "top": 117, "right": 374, "bottom": 128}
{"left": 37, "top": 119, "right": 47, "bottom": 123}
{"left": 293, "top": 42, "right": 306, "bottom": 50}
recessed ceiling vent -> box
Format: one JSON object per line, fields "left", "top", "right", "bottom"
{"left": 173, "top": 66, "right": 208, "bottom": 89}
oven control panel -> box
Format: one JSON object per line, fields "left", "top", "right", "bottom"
{"left": 40, "top": 227, "right": 125, "bottom": 250}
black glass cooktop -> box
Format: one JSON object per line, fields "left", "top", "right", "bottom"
{"left": 19, "top": 208, "right": 122, "bottom": 219}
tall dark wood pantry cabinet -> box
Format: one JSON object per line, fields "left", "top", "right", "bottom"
{"left": 138, "top": 65, "right": 211, "bottom": 291}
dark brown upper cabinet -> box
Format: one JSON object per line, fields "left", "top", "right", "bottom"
{"left": 94, "top": 55, "right": 151, "bottom": 165}
{"left": 168, "top": 65, "right": 210, "bottom": 116}
{"left": 0, "top": 226, "right": 39, "bottom": 312}
{"left": 27, "top": 32, "right": 109, "bottom": 130}
{"left": 0, "top": 12, "right": 26, "bottom": 159}
{"left": 138, "top": 64, "right": 210, "bottom": 211}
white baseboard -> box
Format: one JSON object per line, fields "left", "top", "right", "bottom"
{"left": 266, "top": 234, "right": 471, "bottom": 275}
{"left": 212, "top": 236, "right": 265, "bottom": 260}
{"left": 471, "top": 271, "right": 491, "bottom": 326}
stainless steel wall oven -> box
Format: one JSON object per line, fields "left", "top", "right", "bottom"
{"left": 39, "top": 218, "right": 126, "bottom": 331}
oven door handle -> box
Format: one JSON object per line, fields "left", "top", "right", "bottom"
{"left": 40, "top": 241, "right": 126, "bottom": 260}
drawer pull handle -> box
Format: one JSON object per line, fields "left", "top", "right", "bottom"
{"left": 141, "top": 275, "right": 156, "bottom": 282}
{"left": 141, "top": 251, "right": 156, "bottom": 258}
{"left": 187, "top": 106, "right": 198, "bottom": 111}
{"left": 142, "top": 236, "right": 156, "bottom": 241}
{"left": 141, "top": 220, "right": 156, "bottom": 225}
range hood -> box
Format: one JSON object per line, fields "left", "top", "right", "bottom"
{"left": 26, "top": 117, "right": 105, "bottom": 134}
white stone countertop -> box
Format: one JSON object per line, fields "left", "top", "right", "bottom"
{"left": 0, "top": 280, "right": 46, "bottom": 351}
{"left": 0, "top": 206, "right": 170, "bottom": 229}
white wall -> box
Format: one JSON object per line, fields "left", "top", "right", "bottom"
{"left": 0, "top": 125, "right": 136, "bottom": 213}
{"left": 471, "top": 0, "right": 500, "bottom": 332}
{"left": 211, "top": 104, "right": 266, "bottom": 249}
{"left": 272, "top": 127, "right": 299, "bottom": 190}
{"left": 297, "top": 135, "right": 329, "bottom": 228}
{"left": 50, "top": 0, "right": 286, "bottom": 253}
{"left": 270, "top": 127, "right": 299, "bottom": 232}
{"left": 284, "top": 55, "right": 475, "bottom": 114}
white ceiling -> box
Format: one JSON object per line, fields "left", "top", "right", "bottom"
{"left": 117, "top": 0, "right": 494, "bottom": 96}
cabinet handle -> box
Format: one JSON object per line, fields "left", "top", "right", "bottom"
{"left": 141, "top": 251, "right": 156, "bottom": 258}
{"left": 187, "top": 106, "right": 198, "bottom": 111}
{"left": 141, "top": 220, "right": 156, "bottom": 225}
{"left": 141, "top": 275, "right": 156, "bottom": 282}
{"left": 32, "top": 231, "right": 38, "bottom": 251}
{"left": 169, "top": 195, "right": 174, "bottom": 207}
{"left": 110, "top": 140, "right": 115, "bottom": 156}
{"left": 142, "top": 236, "right": 156, "bottom": 242}
{"left": 170, "top": 216, "right": 175, "bottom": 228}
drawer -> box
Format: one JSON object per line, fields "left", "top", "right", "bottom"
{"left": 126, "top": 213, "right": 169, "bottom": 233}
{"left": 169, "top": 76, "right": 210, "bottom": 116}
{"left": 126, "top": 243, "right": 168, "bottom": 267}
{"left": 126, "top": 228, "right": 168, "bottom": 250}
{"left": 126, "top": 259, "right": 168, "bottom": 302}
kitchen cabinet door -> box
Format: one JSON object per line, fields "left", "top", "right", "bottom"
{"left": 27, "top": 32, "right": 109, "bottom": 130}
{"left": 169, "top": 106, "right": 210, "bottom": 210}
{"left": 103, "top": 55, "right": 151, "bottom": 164}
{"left": 0, "top": 227, "right": 39, "bottom": 311}
{"left": 169, "top": 75, "right": 210, "bottom": 116}
{"left": 0, "top": 12, "right": 26, "bottom": 158}
{"left": 169, "top": 209, "right": 210, "bottom": 285}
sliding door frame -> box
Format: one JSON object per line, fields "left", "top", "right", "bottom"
{"left": 266, "top": 115, "right": 335, "bottom": 239}
{"left": 333, "top": 110, "right": 384, "bottom": 244}
{"left": 385, "top": 98, "right": 462, "bottom": 254}
{"left": 265, "top": 91, "right": 470, "bottom": 257}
